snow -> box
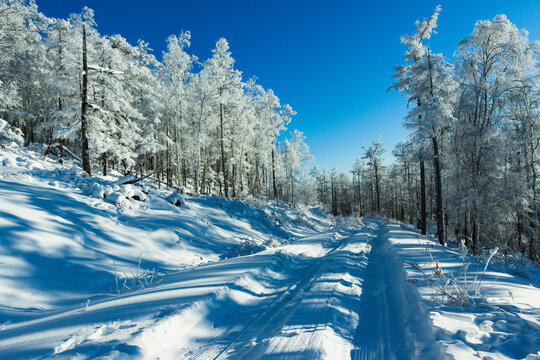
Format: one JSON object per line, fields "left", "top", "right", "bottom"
{"left": 0, "top": 143, "right": 539, "bottom": 359}
{"left": 0, "top": 118, "right": 24, "bottom": 147}
{"left": 388, "top": 223, "right": 540, "bottom": 360}
{"left": 351, "top": 225, "right": 440, "bottom": 359}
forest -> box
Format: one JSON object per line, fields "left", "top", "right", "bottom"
{"left": 1, "top": 1, "right": 539, "bottom": 263}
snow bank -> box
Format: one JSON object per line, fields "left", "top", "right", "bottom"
{"left": 0, "top": 119, "right": 23, "bottom": 147}
{"left": 387, "top": 223, "right": 540, "bottom": 360}
{"left": 0, "top": 144, "right": 336, "bottom": 315}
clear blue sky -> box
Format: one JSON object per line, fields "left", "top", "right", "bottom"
{"left": 37, "top": 0, "right": 540, "bottom": 173}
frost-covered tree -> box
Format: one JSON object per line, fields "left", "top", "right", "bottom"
{"left": 0, "top": 0, "right": 48, "bottom": 145}
{"left": 392, "top": 140, "right": 418, "bottom": 224}
{"left": 391, "top": 5, "right": 456, "bottom": 244}
{"left": 384, "top": 10, "right": 540, "bottom": 261}
{"left": 451, "top": 15, "right": 538, "bottom": 253}
{"left": 282, "top": 130, "right": 313, "bottom": 204}
{"left": 160, "top": 31, "right": 195, "bottom": 186}
{"left": 0, "top": 2, "right": 316, "bottom": 208}
{"left": 201, "top": 38, "right": 243, "bottom": 198}
{"left": 39, "top": 17, "right": 82, "bottom": 148}
{"left": 351, "top": 158, "right": 365, "bottom": 215}
{"left": 362, "top": 139, "right": 386, "bottom": 213}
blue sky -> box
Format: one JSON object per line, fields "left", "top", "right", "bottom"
{"left": 37, "top": 0, "right": 540, "bottom": 172}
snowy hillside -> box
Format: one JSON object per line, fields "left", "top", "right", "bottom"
{"left": 0, "top": 141, "right": 335, "bottom": 312}
{"left": 0, "top": 143, "right": 540, "bottom": 359}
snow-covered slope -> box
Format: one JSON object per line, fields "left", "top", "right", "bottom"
{"left": 0, "top": 142, "right": 335, "bottom": 317}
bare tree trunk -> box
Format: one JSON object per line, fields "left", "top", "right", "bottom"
{"left": 357, "top": 172, "right": 362, "bottom": 216}
{"left": 201, "top": 149, "right": 208, "bottom": 194}
{"left": 166, "top": 126, "right": 171, "bottom": 187}
{"left": 432, "top": 136, "right": 445, "bottom": 244}
{"left": 271, "top": 145, "right": 277, "bottom": 199}
{"left": 531, "top": 144, "right": 538, "bottom": 261}
{"left": 81, "top": 24, "right": 91, "bottom": 175}
{"left": 374, "top": 164, "right": 381, "bottom": 213}
{"left": 290, "top": 170, "right": 294, "bottom": 205}
{"left": 464, "top": 211, "right": 469, "bottom": 243}
{"left": 472, "top": 215, "right": 479, "bottom": 255}
{"left": 420, "top": 159, "right": 426, "bottom": 235}
{"left": 407, "top": 165, "right": 413, "bottom": 224}
{"left": 232, "top": 164, "right": 237, "bottom": 198}
{"left": 231, "top": 140, "right": 236, "bottom": 198}
{"left": 531, "top": 225, "right": 536, "bottom": 261}
{"left": 517, "top": 210, "right": 523, "bottom": 252}
{"left": 217, "top": 159, "right": 223, "bottom": 197}
{"left": 370, "top": 180, "right": 375, "bottom": 212}
{"left": 219, "top": 100, "right": 228, "bottom": 199}
{"left": 182, "top": 158, "right": 187, "bottom": 187}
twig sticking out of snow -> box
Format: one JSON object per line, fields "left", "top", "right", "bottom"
{"left": 113, "top": 172, "right": 155, "bottom": 186}
{"left": 44, "top": 143, "right": 82, "bottom": 164}
{"left": 473, "top": 246, "right": 498, "bottom": 298}
{"left": 112, "top": 254, "right": 162, "bottom": 295}
{"left": 406, "top": 240, "right": 500, "bottom": 306}
{"left": 81, "top": 299, "right": 90, "bottom": 312}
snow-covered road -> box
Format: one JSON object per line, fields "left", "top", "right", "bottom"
{"left": 0, "top": 218, "right": 363, "bottom": 358}
{"left": 0, "top": 219, "right": 443, "bottom": 359}
{"left": 1, "top": 217, "right": 539, "bottom": 359}
{"left": 187, "top": 228, "right": 367, "bottom": 359}
{"left": 0, "top": 225, "right": 366, "bottom": 359}
{"left": 351, "top": 225, "right": 439, "bottom": 360}
{"left": 184, "top": 221, "right": 440, "bottom": 360}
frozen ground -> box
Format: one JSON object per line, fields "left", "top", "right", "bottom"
{"left": 0, "top": 141, "right": 539, "bottom": 359}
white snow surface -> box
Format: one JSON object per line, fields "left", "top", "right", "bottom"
{"left": 386, "top": 223, "right": 540, "bottom": 360}
{"left": 0, "top": 143, "right": 539, "bottom": 359}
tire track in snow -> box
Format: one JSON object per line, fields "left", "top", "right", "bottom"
{"left": 351, "top": 222, "right": 439, "bottom": 360}
{"left": 189, "top": 229, "right": 358, "bottom": 360}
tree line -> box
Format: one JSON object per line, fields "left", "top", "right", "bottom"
{"left": 2, "top": 2, "right": 539, "bottom": 262}
{"left": 0, "top": 0, "right": 314, "bottom": 202}
{"left": 313, "top": 7, "right": 540, "bottom": 263}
